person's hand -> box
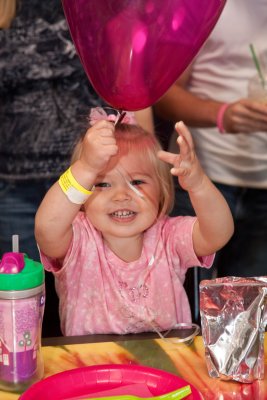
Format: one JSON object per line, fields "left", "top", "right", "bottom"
{"left": 223, "top": 99, "right": 267, "bottom": 133}
{"left": 80, "top": 120, "right": 118, "bottom": 174}
{"left": 157, "top": 121, "right": 205, "bottom": 192}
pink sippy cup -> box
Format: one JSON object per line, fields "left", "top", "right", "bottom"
{"left": 0, "top": 236, "right": 45, "bottom": 392}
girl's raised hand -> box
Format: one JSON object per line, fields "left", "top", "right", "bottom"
{"left": 157, "top": 121, "right": 204, "bottom": 192}
{"left": 80, "top": 120, "right": 118, "bottom": 175}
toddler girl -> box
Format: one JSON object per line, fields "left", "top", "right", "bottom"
{"left": 35, "top": 108, "right": 234, "bottom": 336}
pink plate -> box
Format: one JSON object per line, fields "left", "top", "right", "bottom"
{"left": 19, "top": 364, "right": 202, "bottom": 400}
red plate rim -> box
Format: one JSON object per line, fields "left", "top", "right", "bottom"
{"left": 19, "top": 364, "right": 202, "bottom": 399}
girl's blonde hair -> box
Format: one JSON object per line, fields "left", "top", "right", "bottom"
{"left": 72, "top": 123, "right": 174, "bottom": 217}
{"left": 0, "top": 0, "right": 16, "bottom": 29}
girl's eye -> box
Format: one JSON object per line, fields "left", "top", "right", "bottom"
{"left": 94, "top": 182, "right": 111, "bottom": 188}
{"left": 130, "top": 179, "right": 145, "bottom": 186}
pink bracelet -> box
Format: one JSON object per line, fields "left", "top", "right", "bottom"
{"left": 216, "top": 103, "right": 229, "bottom": 134}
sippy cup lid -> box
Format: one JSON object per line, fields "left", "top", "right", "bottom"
{"left": 0, "top": 253, "right": 44, "bottom": 290}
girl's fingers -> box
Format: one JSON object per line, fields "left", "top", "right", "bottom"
{"left": 99, "top": 128, "right": 115, "bottom": 138}
{"left": 157, "top": 150, "right": 180, "bottom": 166}
{"left": 98, "top": 137, "right": 117, "bottom": 146}
{"left": 177, "top": 135, "right": 191, "bottom": 159}
{"left": 88, "top": 120, "right": 115, "bottom": 137}
{"left": 170, "top": 166, "right": 190, "bottom": 176}
{"left": 158, "top": 150, "right": 191, "bottom": 176}
{"left": 93, "top": 120, "right": 115, "bottom": 130}
{"left": 175, "top": 121, "right": 194, "bottom": 149}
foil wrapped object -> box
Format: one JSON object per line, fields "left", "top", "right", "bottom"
{"left": 200, "top": 276, "right": 267, "bottom": 383}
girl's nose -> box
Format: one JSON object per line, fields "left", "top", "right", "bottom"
{"left": 112, "top": 182, "right": 132, "bottom": 201}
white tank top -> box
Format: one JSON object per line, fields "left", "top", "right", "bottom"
{"left": 186, "top": 0, "right": 267, "bottom": 188}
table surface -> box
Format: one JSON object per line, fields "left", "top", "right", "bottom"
{"left": 1, "top": 332, "right": 267, "bottom": 400}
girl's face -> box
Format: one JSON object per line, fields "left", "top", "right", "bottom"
{"left": 84, "top": 151, "right": 160, "bottom": 241}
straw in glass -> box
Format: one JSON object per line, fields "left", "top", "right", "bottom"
{"left": 249, "top": 43, "right": 265, "bottom": 88}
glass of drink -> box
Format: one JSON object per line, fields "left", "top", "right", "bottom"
{"left": 247, "top": 74, "right": 267, "bottom": 103}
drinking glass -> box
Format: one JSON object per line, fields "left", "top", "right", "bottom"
{"left": 247, "top": 74, "right": 267, "bottom": 103}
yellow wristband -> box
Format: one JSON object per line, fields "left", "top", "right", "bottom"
{"left": 59, "top": 168, "right": 93, "bottom": 204}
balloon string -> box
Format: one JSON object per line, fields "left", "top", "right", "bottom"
{"left": 114, "top": 110, "right": 126, "bottom": 126}
{"left": 116, "top": 167, "right": 145, "bottom": 199}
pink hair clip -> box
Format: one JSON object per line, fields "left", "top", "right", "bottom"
{"left": 89, "top": 107, "right": 137, "bottom": 126}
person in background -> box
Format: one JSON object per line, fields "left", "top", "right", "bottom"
{"left": 0, "top": 0, "right": 153, "bottom": 337}
{"left": 154, "top": 0, "right": 267, "bottom": 280}
{"left": 34, "top": 108, "right": 233, "bottom": 336}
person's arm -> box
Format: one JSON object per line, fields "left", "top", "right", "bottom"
{"left": 157, "top": 122, "right": 234, "bottom": 257}
{"left": 134, "top": 107, "right": 154, "bottom": 134}
{"left": 154, "top": 67, "right": 267, "bottom": 133}
{"left": 35, "top": 120, "right": 117, "bottom": 260}
{"left": 155, "top": 66, "right": 222, "bottom": 127}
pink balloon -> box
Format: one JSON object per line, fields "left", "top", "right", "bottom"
{"left": 62, "top": 0, "right": 226, "bottom": 111}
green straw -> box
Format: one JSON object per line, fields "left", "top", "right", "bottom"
{"left": 249, "top": 43, "right": 265, "bottom": 88}
{"left": 82, "top": 385, "right": 192, "bottom": 400}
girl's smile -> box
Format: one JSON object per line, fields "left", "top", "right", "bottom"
{"left": 109, "top": 209, "right": 137, "bottom": 222}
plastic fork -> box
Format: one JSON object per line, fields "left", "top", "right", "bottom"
{"left": 81, "top": 385, "right": 192, "bottom": 400}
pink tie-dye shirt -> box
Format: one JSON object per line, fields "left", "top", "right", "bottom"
{"left": 40, "top": 212, "right": 214, "bottom": 336}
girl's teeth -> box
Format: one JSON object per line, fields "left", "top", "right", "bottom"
{"left": 112, "top": 210, "right": 135, "bottom": 218}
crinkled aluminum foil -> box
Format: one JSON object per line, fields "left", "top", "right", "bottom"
{"left": 200, "top": 276, "right": 267, "bottom": 383}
